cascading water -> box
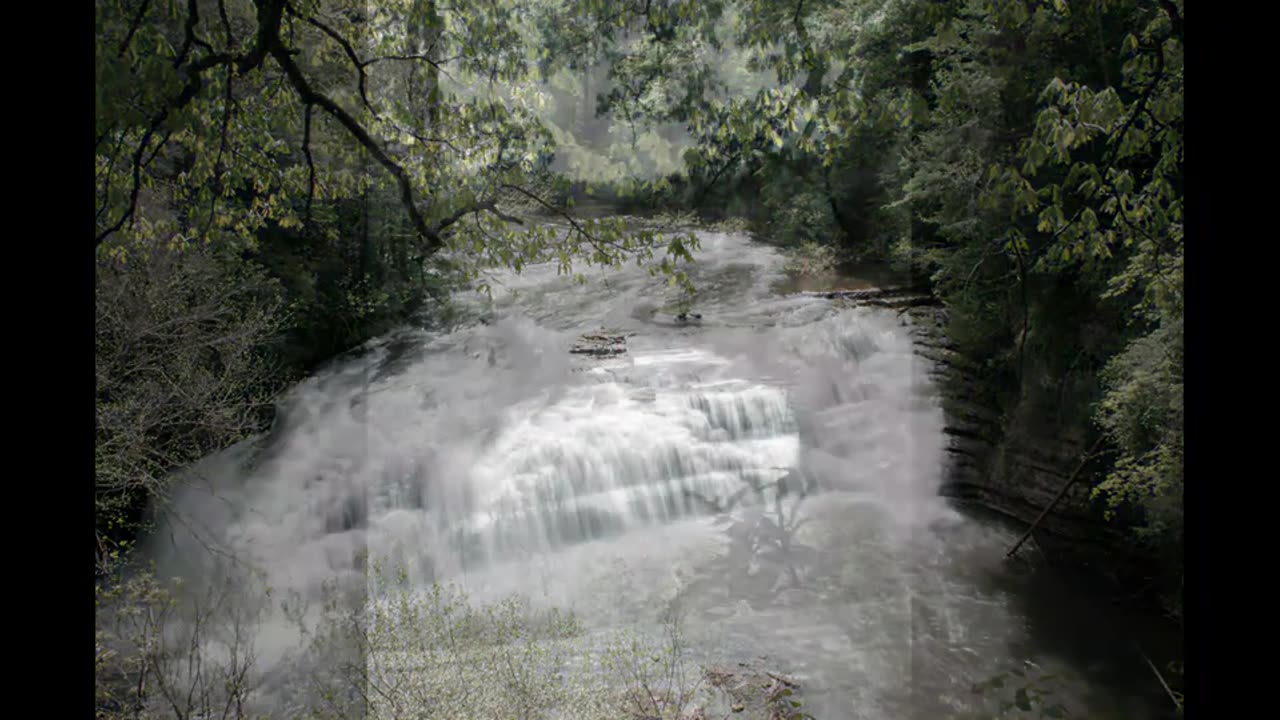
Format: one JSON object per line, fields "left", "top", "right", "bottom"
{"left": 141, "top": 228, "right": 1170, "bottom": 720}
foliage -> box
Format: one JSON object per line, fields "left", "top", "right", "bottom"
{"left": 546, "top": 0, "right": 1184, "bottom": 613}
{"left": 95, "top": 0, "right": 1186, "bottom": 712}
{"left": 96, "top": 565, "right": 271, "bottom": 720}
{"left": 95, "top": 0, "right": 700, "bottom": 282}
{"left": 1091, "top": 314, "right": 1183, "bottom": 621}
{"left": 970, "top": 664, "right": 1072, "bottom": 719}
{"left": 299, "top": 567, "right": 592, "bottom": 720}
{"left": 783, "top": 241, "right": 839, "bottom": 277}
{"left": 94, "top": 0, "right": 709, "bottom": 576}
{"left": 95, "top": 239, "right": 286, "bottom": 573}
{"left": 96, "top": 560, "right": 816, "bottom": 720}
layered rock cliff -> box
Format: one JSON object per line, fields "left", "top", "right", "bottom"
{"left": 900, "top": 302, "right": 1136, "bottom": 563}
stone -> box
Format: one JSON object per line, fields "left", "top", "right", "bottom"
{"left": 569, "top": 330, "right": 628, "bottom": 357}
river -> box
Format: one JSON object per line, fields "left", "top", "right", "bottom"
{"left": 145, "top": 226, "right": 1173, "bottom": 719}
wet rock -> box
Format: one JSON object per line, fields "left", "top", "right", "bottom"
{"left": 701, "top": 662, "right": 809, "bottom": 720}
{"left": 569, "top": 331, "right": 628, "bottom": 357}
{"left": 908, "top": 306, "right": 1129, "bottom": 556}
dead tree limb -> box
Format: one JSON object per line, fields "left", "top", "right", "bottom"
{"left": 1005, "top": 435, "right": 1106, "bottom": 559}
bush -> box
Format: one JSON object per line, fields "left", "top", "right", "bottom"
{"left": 783, "top": 241, "right": 840, "bottom": 277}
{"left": 96, "top": 239, "right": 287, "bottom": 574}
{"left": 1091, "top": 315, "right": 1184, "bottom": 620}
{"left": 97, "top": 561, "right": 817, "bottom": 720}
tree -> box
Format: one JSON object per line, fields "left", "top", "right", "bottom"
{"left": 95, "top": 0, "right": 699, "bottom": 283}
{"left": 94, "top": 0, "right": 707, "bottom": 574}
{"left": 539, "top": 0, "right": 1184, "bottom": 615}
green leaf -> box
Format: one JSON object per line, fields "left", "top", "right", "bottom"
{"left": 1016, "top": 687, "right": 1032, "bottom": 712}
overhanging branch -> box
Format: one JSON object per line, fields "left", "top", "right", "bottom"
{"left": 432, "top": 200, "right": 524, "bottom": 237}
{"left": 99, "top": 0, "right": 452, "bottom": 256}
{"left": 291, "top": 7, "right": 379, "bottom": 118}
{"left": 268, "top": 41, "right": 443, "bottom": 251}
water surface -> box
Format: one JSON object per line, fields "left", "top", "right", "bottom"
{"left": 151, "top": 228, "right": 1172, "bottom": 719}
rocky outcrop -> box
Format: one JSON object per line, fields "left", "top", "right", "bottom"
{"left": 700, "top": 663, "right": 809, "bottom": 720}
{"left": 570, "top": 331, "right": 629, "bottom": 357}
{"left": 902, "top": 304, "right": 1129, "bottom": 555}
{"left": 787, "top": 285, "right": 1111, "bottom": 548}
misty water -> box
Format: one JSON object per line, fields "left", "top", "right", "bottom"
{"left": 148, "top": 226, "right": 1172, "bottom": 719}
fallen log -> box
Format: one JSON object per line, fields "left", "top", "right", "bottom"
{"left": 796, "top": 284, "right": 930, "bottom": 301}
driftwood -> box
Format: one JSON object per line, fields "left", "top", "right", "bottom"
{"left": 798, "top": 285, "right": 939, "bottom": 311}
{"left": 1136, "top": 642, "right": 1183, "bottom": 711}
{"left": 797, "top": 284, "right": 928, "bottom": 300}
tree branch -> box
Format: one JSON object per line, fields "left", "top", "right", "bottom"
{"left": 302, "top": 102, "right": 316, "bottom": 231}
{"left": 118, "top": 0, "right": 154, "bottom": 58}
{"left": 200, "top": 67, "right": 236, "bottom": 243}
{"left": 362, "top": 53, "right": 453, "bottom": 69}
{"left": 96, "top": 51, "right": 244, "bottom": 247}
{"left": 293, "top": 8, "right": 379, "bottom": 118}
{"left": 268, "top": 40, "right": 443, "bottom": 251}
{"left": 432, "top": 199, "right": 524, "bottom": 237}
{"left": 361, "top": 53, "right": 465, "bottom": 86}
{"left": 99, "top": 0, "right": 452, "bottom": 257}
{"left": 1156, "top": 0, "right": 1183, "bottom": 40}
{"left": 499, "top": 182, "right": 632, "bottom": 258}
{"left": 216, "top": 0, "right": 234, "bottom": 45}
{"left": 1109, "top": 41, "right": 1166, "bottom": 164}
{"left": 242, "top": 0, "right": 286, "bottom": 73}
{"left": 174, "top": 0, "right": 204, "bottom": 69}
{"left": 1032, "top": 42, "right": 1168, "bottom": 250}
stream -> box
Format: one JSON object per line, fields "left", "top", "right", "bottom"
{"left": 147, "top": 226, "right": 1174, "bottom": 719}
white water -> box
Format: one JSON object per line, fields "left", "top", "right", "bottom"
{"left": 143, "top": 229, "right": 1166, "bottom": 719}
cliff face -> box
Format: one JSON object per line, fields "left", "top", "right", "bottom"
{"left": 903, "top": 304, "right": 1132, "bottom": 559}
